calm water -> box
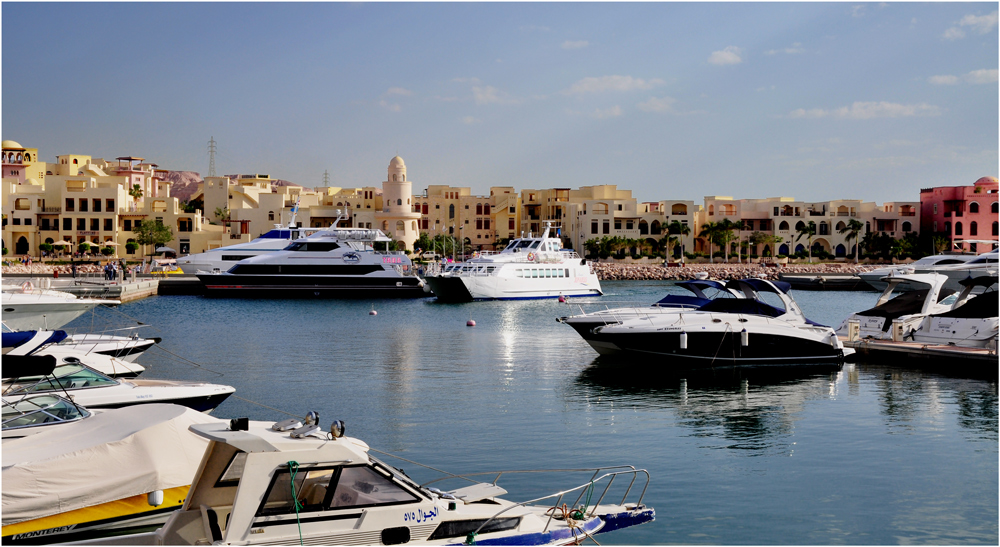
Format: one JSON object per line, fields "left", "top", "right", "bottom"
{"left": 67, "top": 281, "right": 998, "bottom": 545}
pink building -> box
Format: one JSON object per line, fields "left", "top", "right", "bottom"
{"left": 920, "top": 177, "right": 999, "bottom": 254}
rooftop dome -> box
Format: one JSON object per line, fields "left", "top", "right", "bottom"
{"left": 974, "top": 176, "right": 998, "bottom": 185}
{"left": 388, "top": 156, "right": 405, "bottom": 169}
{"left": 2, "top": 140, "right": 24, "bottom": 150}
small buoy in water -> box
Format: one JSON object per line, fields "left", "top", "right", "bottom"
{"left": 467, "top": 320, "right": 476, "bottom": 327}
{"left": 558, "top": 294, "right": 566, "bottom": 303}
{"left": 369, "top": 305, "right": 377, "bottom": 316}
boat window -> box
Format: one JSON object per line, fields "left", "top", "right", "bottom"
{"left": 564, "top": 269, "right": 569, "bottom": 278}
{"left": 328, "top": 465, "right": 420, "bottom": 509}
{"left": 285, "top": 241, "right": 341, "bottom": 252}
{"left": 257, "top": 465, "right": 340, "bottom": 516}
{"left": 5, "top": 365, "right": 117, "bottom": 394}
{"left": 515, "top": 269, "right": 522, "bottom": 277}
{"left": 529, "top": 240, "right": 541, "bottom": 249}
{"left": 532, "top": 269, "right": 538, "bottom": 278}
{"left": 938, "top": 294, "right": 959, "bottom": 307}
{"left": 487, "top": 266, "right": 496, "bottom": 274}
{"left": 216, "top": 452, "right": 248, "bottom": 487}
{"left": 545, "top": 269, "right": 551, "bottom": 278}
{"left": 517, "top": 240, "right": 532, "bottom": 249}
{"left": 2, "top": 395, "right": 89, "bottom": 429}
{"left": 221, "top": 255, "right": 255, "bottom": 262}
{"left": 427, "top": 518, "right": 522, "bottom": 541}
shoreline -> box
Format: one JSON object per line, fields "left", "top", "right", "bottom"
{"left": 591, "top": 262, "right": 876, "bottom": 281}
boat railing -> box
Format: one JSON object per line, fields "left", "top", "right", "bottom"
{"left": 420, "top": 466, "right": 650, "bottom": 534}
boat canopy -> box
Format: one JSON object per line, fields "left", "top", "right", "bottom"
{"left": 1, "top": 404, "right": 221, "bottom": 526}
{"left": 696, "top": 298, "right": 786, "bottom": 318}
{"left": 931, "top": 291, "right": 998, "bottom": 319}
{"left": 726, "top": 278, "right": 792, "bottom": 295}
{"left": 2, "top": 330, "right": 69, "bottom": 355}
{"left": 958, "top": 275, "right": 999, "bottom": 289}
{"left": 2, "top": 355, "right": 57, "bottom": 378}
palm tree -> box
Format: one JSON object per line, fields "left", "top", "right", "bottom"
{"left": 128, "top": 184, "right": 143, "bottom": 211}
{"left": 715, "top": 219, "right": 739, "bottom": 263}
{"left": 795, "top": 221, "right": 817, "bottom": 262}
{"left": 838, "top": 218, "right": 864, "bottom": 263}
{"left": 667, "top": 220, "right": 691, "bottom": 261}
{"left": 699, "top": 221, "right": 719, "bottom": 263}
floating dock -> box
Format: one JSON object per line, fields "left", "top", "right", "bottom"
{"left": 781, "top": 273, "right": 875, "bottom": 291}
{"left": 843, "top": 337, "right": 998, "bottom": 378}
{"left": 7, "top": 276, "right": 160, "bottom": 303}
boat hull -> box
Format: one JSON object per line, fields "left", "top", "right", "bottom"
{"left": 425, "top": 275, "right": 602, "bottom": 302}
{"left": 196, "top": 273, "right": 429, "bottom": 298}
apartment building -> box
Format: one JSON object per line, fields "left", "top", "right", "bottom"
{"left": 412, "top": 184, "right": 521, "bottom": 251}
{"left": 920, "top": 177, "right": 999, "bottom": 254}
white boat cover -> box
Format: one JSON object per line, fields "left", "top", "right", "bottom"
{"left": 2, "top": 403, "right": 222, "bottom": 526}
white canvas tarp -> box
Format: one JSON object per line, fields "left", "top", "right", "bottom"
{"left": 2, "top": 403, "right": 222, "bottom": 526}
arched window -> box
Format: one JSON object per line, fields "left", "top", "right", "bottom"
{"left": 449, "top": 204, "right": 455, "bottom": 219}
{"left": 835, "top": 244, "right": 846, "bottom": 257}
{"left": 836, "top": 221, "right": 846, "bottom": 231}
{"left": 402, "top": 175, "right": 405, "bottom": 181}
{"left": 397, "top": 198, "right": 402, "bottom": 206}
{"left": 795, "top": 221, "right": 805, "bottom": 231}
{"left": 955, "top": 222, "right": 963, "bottom": 236}
{"left": 993, "top": 202, "right": 999, "bottom": 214}
{"left": 970, "top": 202, "right": 980, "bottom": 213}
{"left": 779, "top": 221, "right": 789, "bottom": 231}
{"left": 651, "top": 220, "right": 661, "bottom": 235}
{"left": 393, "top": 175, "right": 397, "bottom": 182}
{"left": 970, "top": 221, "right": 978, "bottom": 236}
{"left": 902, "top": 221, "right": 911, "bottom": 232}
{"left": 268, "top": 211, "right": 274, "bottom": 221}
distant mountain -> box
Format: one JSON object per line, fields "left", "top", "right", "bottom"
{"left": 164, "top": 171, "right": 301, "bottom": 203}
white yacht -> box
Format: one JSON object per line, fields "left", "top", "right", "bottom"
{"left": 196, "top": 226, "right": 428, "bottom": 298}
{"left": 2, "top": 404, "right": 221, "bottom": 544}
{"left": 178, "top": 222, "right": 324, "bottom": 274}
{"left": 932, "top": 249, "right": 999, "bottom": 291}
{"left": 1, "top": 283, "right": 119, "bottom": 331}
{"left": 2, "top": 325, "right": 158, "bottom": 366}
{"left": 85, "top": 411, "right": 654, "bottom": 546}
{"left": 835, "top": 272, "right": 957, "bottom": 341}
{"left": 859, "top": 254, "right": 975, "bottom": 291}
{"left": 909, "top": 275, "right": 998, "bottom": 349}
{"left": 423, "top": 223, "right": 602, "bottom": 301}
{"left": 584, "top": 279, "right": 847, "bottom": 366}
{"left": 2, "top": 356, "right": 234, "bottom": 413}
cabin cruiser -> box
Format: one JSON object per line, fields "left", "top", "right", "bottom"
{"left": 557, "top": 279, "right": 742, "bottom": 342}
{"left": 2, "top": 355, "right": 234, "bottom": 412}
{"left": 0, "top": 283, "right": 119, "bottom": 331}
{"left": 908, "top": 276, "right": 998, "bottom": 349}
{"left": 859, "top": 254, "right": 975, "bottom": 291}
{"left": 583, "top": 279, "right": 847, "bottom": 366}
{"left": 2, "top": 393, "right": 95, "bottom": 441}
{"left": 423, "top": 223, "right": 602, "bottom": 301}
{"left": 3, "top": 329, "right": 146, "bottom": 378}
{"left": 835, "top": 272, "right": 956, "bottom": 341}
{"left": 2, "top": 404, "right": 221, "bottom": 544}
{"left": 2, "top": 325, "right": 158, "bottom": 367}
{"left": 87, "top": 411, "right": 653, "bottom": 546}
{"left": 178, "top": 222, "right": 323, "bottom": 274}
{"left": 196, "top": 227, "right": 428, "bottom": 298}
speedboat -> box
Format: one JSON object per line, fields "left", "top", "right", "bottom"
{"left": 2, "top": 393, "right": 95, "bottom": 441}
{"left": 423, "top": 222, "right": 602, "bottom": 301}
{"left": 835, "top": 272, "right": 956, "bottom": 341}
{"left": 98, "top": 411, "right": 654, "bottom": 545}
{"left": 932, "top": 249, "right": 999, "bottom": 292}
{"left": 909, "top": 275, "right": 998, "bottom": 349}
{"left": 2, "top": 355, "right": 234, "bottom": 412}
{"left": 178, "top": 222, "right": 324, "bottom": 274}
{"left": 3, "top": 326, "right": 157, "bottom": 367}
{"left": 859, "top": 254, "right": 975, "bottom": 291}
{"left": 196, "top": 226, "right": 428, "bottom": 298}
{"left": 0, "top": 283, "right": 119, "bottom": 331}
{"left": 584, "top": 279, "right": 847, "bottom": 366}
{"left": 3, "top": 329, "right": 146, "bottom": 378}
{"left": 2, "top": 404, "right": 221, "bottom": 544}
{"left": 557, "top": 279, "right": 742, "bottom": 342}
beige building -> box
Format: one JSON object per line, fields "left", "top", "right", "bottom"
{"left": 412, "top": 185, "right": 521, "bottom": 252}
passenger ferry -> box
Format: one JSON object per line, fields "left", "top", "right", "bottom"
{"left": 423, "top": 223, "right": 602, "bottom": 302}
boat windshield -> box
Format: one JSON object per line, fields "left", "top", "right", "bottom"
{"left": 2, "top": 395, "right": 90, "bottom": 429}
{"left": 284, "top": 241, "right": 342, "bottom": 252}
{"left": 4, "top": 364, "right": 117, "bottom": 394}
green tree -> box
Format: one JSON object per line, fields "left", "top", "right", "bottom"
{"left": 125, "top": 241, "right": 139, "bottom": 255}
{"left": 932, "top": 234, "right": 949, "bottom": 254}
{"left": 134, "top": 220, "right": 174, "bottom": 255}
{"left": 715, "top": 218, "right": 739, "bottom": 262}
{"left": 214, "top": 206, "right": 230, "bottom": 223}
{"left": 699, "top": 222, "right": 719, "bottom": 263}
{"left": 128, "top": 184, "right": 143, "bottom": 207}
{"left": 666, "top": 220, "right": 691, "bottom": 260}
{"left": 795, "top": 221, "right": 817, "bottom": 262}
{"left": 838, "top": 219, "right": 865, "bottom": 263}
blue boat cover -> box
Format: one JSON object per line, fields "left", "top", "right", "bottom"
{"left": 2, "top": 331, "right": 69, "bottom": 354}
{"left": 258, "top": 229, "right": 291, "bottom": 239}
{"left": 653, "top": 294, "right": 713, "bottom": 308}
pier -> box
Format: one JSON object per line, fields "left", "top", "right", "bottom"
{"left": 5, "top": 274, "right": 160, "bottom": 303}
{"left": 843, "top": 337, "right": 998, "bottom": 378}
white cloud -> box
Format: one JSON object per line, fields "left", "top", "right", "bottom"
{"left": 788, "top": 101, "right": 942, "bottom": 119}
{"left": 561, "top": 40, "right": 589, "bottom": 50}
{"left": 385, "top": 87, "right": 412, "bottom": 96}
{"left": 928, "top": 69, "right": 998, "bottom": 85}
{"left": 472, "top": 86, "right": 517, "bottom": 105}
{"left": 461, "top": 116, "right": 481, "bottom": 124}
{"left": 851, "top": 5, "right": 866, "bottom": 18}
{"left": 452, "top": 77, "right": 482, "bottom": 85}
{"left": 379, "top": 100, "right": 401, "bottom": 112}
{"left": 564, "top": 75, "right": 665, "bottom": 94}
{"left": 637, "top": 96, "right": 677, "bottom": 113}
{"left": 944, "top": 10, "right": 998, "bottom": 40}
{"left": 591, "top": 106, "right": 623, "bottom": 119}
{"left": 764, "top": 43, "right": 804, "bottom": 55}
{"left": 708, "top": 46, "right": 743, "bottom": 66}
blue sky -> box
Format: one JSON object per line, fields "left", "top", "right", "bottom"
{"left": 3, "top": 3, "right": 997, "bottom": 204}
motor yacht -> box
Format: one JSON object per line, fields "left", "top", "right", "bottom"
{"left": 1, "top": 283, "right": 119, "bottom": 331}
{"left": 178, "top": 222, "right": 323, "bottom": 274}
{"left": 909, "top": 276, "right": 998, "bottom": 349}
{"left": 859, "top": 254, "right": 975, "bottom": 291}
{"left": 932, "top": 249, "right": 999, "bottom": 292}
{"left": 2, "top": 393, "right": 95, "bottom": 441}
{"left": 87, "top": 411, "right": 653, "bottom": 546}
{"left": 584, "top": 279, "right": 848, "bottom": 366}
{"left": 196, "top": 227, "right": 428, "bottom": 298}
{"left": 835, "top": 272, "right": 956, "bottom": 341}
{"left": 2, "top": 355, "right": 233, "bottom": 412}
{"left": 423, "top": 222, "right": 602, "bottom": 301}
{"left": 557, "top": 279, "right": 742, "bottom": 342}
{"left": 2, "top": 404, "right": 221, "bottom": 544}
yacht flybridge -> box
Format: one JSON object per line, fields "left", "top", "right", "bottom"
{"left": 91, "top": 412, "right": 653, "bottom": 546}
{"left": 196, "top": 226, "right": 428, "bottom": 298}
{"left": 424, "top": 223, "right": 602, "bottom": 301}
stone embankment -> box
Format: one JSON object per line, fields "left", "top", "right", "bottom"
{"left": 591, "top": 262, "right": 876, "bottom": 281}
{"left": 3, "top": 263, "right": 108, "bottom": 275}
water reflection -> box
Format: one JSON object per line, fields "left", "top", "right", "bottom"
{"left": 572, "top": 359, "right": 843, "bottom": 456}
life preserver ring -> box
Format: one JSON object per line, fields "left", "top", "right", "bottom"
{"left": 473, "top": 252, "right": 480, "bottom": 258}
{"left": 527, "top": 252, "right": 535, "bottom": 262}
{"left": 20, "top": 280, "right": 34, "bottom": 293}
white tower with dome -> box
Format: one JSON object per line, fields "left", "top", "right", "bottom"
{"left": 375, "top": 155, "right": 421, "bottom": 250}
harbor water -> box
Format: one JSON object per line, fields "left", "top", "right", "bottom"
{"left": 68, "top": 281, "right": 998, "bottom": 545}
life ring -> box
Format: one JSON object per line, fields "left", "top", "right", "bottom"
{"left": 20, "top": 280, "right": 34, "bottom": 293}
{"left": 472, "top": 251, "right": 480, "bottom": 258}
{"left": 527, "top": 252, "right": 535, "bottom": 262}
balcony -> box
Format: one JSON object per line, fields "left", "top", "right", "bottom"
{"left": 42, "top": 207, "right": 61, "bottom": 213}
{"left": 899, "top": 211, "right": 916, "bottom": 217}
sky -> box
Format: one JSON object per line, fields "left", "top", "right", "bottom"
{"left": 2, "top": 2, "right": 997, "bottom": 205}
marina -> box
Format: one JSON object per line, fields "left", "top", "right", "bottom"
{"left": 2, "top": 281, "right": 989, "bottom": 544}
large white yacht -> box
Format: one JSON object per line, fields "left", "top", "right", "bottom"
{"left": 196, "top": 226, "right": 428, "bottom": 298}
{"left": 423, "top": 223, "right": 602, "bottom": 301}
{"left": 177, "top": 222, "right": 324, "bottom": 274}
{"left": 1, "top": 284, "right": 119, "bottom": 331}
{"left": 860, "top": 249, "right": 998, "bottom": 292}
{"left": 859, "top": 254, "right": 974, "bottom": 291}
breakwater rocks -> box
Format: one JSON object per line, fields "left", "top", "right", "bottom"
{"left": 591, "top": 262, "right": 876, "bottom": 281}
{"left": 3, "top": 263, "right": 108, "bottom": 275}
